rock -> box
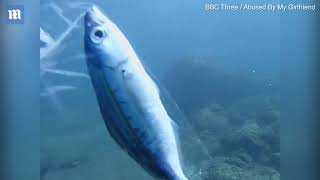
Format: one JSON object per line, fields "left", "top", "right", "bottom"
{"left": 227, "top": 113, "right": 249, "bottom": 127}
{"left": 270, "top": 153, "right": 280, "bottom": 171}
{"left": 205, "top": 156, "right": 249, "bottom": 180}
{"left": 199, "top": 134, "right": 222, "bottom": 156}
{"left": 222, "top": 123, "right": 268, "bottom": 160}
{"left": 192, "top": 104, "right": 230, "bottom": 135}
{"left": 226, "top": 95, "right": 276, "bottom": 126}
{"left": 257, "top": 110, "right": 279, "bottom": 126}
{"left": 202, "top": 156, "right": 280, "bottom": 180}
{"left": 261, "top": 125, "right": 279, "bottom": 154}
{"left": 231, "top": 150, "right": 253, "bottom": 167}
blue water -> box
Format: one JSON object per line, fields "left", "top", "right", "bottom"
{"left": 40, "top": 0, "right": 283, "bottom": 179}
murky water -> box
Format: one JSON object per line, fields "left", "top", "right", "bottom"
{"left": 40, "top": 1, "right": 280, "bottom": 179}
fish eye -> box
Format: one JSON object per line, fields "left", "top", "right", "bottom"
{"left": 95, "top": 30, "right": 103, "bottom": 38}
{"left": 90, "top": 26, "right": 106, "bottom": 44}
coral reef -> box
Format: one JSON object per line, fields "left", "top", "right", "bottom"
{"left": 192, "top": 104, "right": 230, "bottom": 135}
{"left": 202, "top": 155, "right": 280, "bottom": 180}
{"left": 191, "top": 95, "right": 280, "bottom": 180}
{"left": 163, "top": 56, "right": 280, "bottom": 180}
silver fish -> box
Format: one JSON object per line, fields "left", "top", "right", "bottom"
{"left": 44, "top": 69, "right": 90, "bottom": 79}
{"left": 84, "top": 6, "right": 188, "bottom": 180}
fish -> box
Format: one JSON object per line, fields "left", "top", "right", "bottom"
{"left": 40, "top": 4, "right": 91, "bottom": 111}
{"left": 41, "top": 85, "right": 77, "bottom": 97}
{"left": 40, "top": 9, "right": 85, "bottom": 60}
{"left": 84, "top": 6, "right": 188, "bottom": 180}
{"left": 43, "top": 69, "right": 90, "bottom": 79}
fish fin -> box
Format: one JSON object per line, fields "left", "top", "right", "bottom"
{"left": 170, "top": 117, "right": 185, "bottom": 170}
{"left": 151, "top": 78, "right": 160, "bottom": 95}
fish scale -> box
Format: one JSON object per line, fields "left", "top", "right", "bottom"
{"left": 84, "top": 5, "right": 188, "bottom": 180}
{"left": 89, "top": 63, "right": 167, "bottom": 175}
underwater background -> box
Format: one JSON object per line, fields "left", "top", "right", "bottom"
{"left": 40, "top": 0, "right": 280, "bottom": 179}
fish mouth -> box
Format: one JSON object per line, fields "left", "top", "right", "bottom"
{"left": 85, "top": 5, "right": 110, "bottom": 27}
